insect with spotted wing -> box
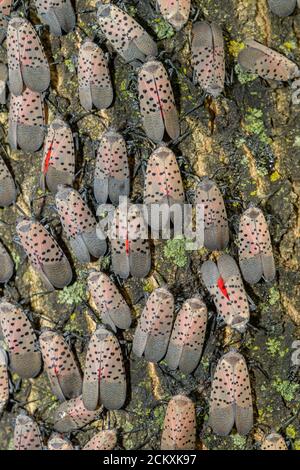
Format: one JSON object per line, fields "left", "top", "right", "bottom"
{"left": 97, "top": 2, "right": 157, "bottom": 64}
{"left": 83, "top": 430, "right": 117, "bottom": 450}
{"left": 165, "top": 297, "right": 207, "bottom": 374}
{"left": 7, "top": 17, "right": 50, "bottom": 96}
{"left": 0, "top": 300, "right": 42, "bottom": 378}
{"left": 132, "top": 287, "right": 174, "bottom": 363}
{"left": 238, "top": 40, "right": 300, "bottom": 81}
{"left": 209, "top": 351, "right": 253, "bottom": 436}
{"left": 87, "top": 271, "right": 132, "bottom": 332}
{"left": 82, "top": 326, "right": 126, "bottom": 411}
{"left": 261, "top": 433, "right": 288, "bottom": 450}
{"left": 53, "top": 394, "right": 101, "bottom": 433}
{"left": 8, "top": 88, "right": 45, "bottom": 153}
{"left": 78, "top": 39, "right": 113, "bottom": 112}
{"left": 138, "top": 59, "right": 180, "bottom": 143}
{"left": 34, "top": 0, "right": 76, "bottom": 36}
{"left": 47, "top": 433, "right": 74, "bottom": 450}
{"left": 144, "top": 146, "right": 184, "bottom": 231}
{"left": 16, "top": 217, "right": 72, "bottom": 291}
{"left": 55, "top": 185, "right": 107, "bottom": 263}
{"left": 191, "top": 21, "right": 225, "bottom": 98}
{"left": 268, "top": 0, "right": 297, "bottom": 17}
{"left": 40, "top": 118, "right": 75, "bottom": 193}
{"left": 0, "top": 155, "right": 16, "bottom": 207}
{"left": 201, "top": 254, "right": 250, "bottom": 332}
{"left": 0, "top": 0, "right": 12, "bottom": 44}
{"left": 238, "top": 206, "right": 275, "bottom": 284}
{"left": 0, "top": 63, "right": 7, "bottom": 104}
{"left": 39, "top": 330, "right": 82, "bottom": 401}
{"left": 0, "top": 241, "right": 14, "bottom": 283}
{"left": 157, "top": 0, "right": 191, "bottom": 31}
{"left": 94, "top": 129, "right": 130, "bottom": 206}
{"left": 14, "top": 414, "right": 43, "bottom": 450}
{"left": 0, "top": 348, "right": 9, "bottom": 415}
{"left": 110, "top": 202, "right": 151, "bottom": 279}
{"left": 161, "top": 395, "right": 196, "bottom": 450}
{"left": 196, "top": 178, "right": 229, "bottom": 251}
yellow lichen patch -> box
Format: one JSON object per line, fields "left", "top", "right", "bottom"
{"left": 228, "top": 40, "right": 245, "bottom": 58}
{"left": 270, "top": 170, "right": 280, "bottom": 182}
{"left": 148, "top": 363, "right": 163, "bottom": 400}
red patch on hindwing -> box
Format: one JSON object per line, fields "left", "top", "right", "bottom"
{"left": 217, "top": 276, "right": 229, "bottom": 299}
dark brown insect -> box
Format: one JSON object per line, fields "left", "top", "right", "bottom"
{"left": 132, "top": 287, "right": 174, "bottom": 363}
{"left": 82, "top": 326, "right": 126, "bottom": 411}
{"left": 209, "top": 351, "right": 253, "bottom": 436}
{"left": 35, "top": 0, "right": 76, "bottom": 36}
{"left": 83, "top": 430, "right": 117, "bottom": 450}
{"left": 97, "top": 2, "right": 157, "bottom": 63}
{"left": 39, "top": 330, "right": 82, "bottom": 401}
{"left": 14, "top": 414, "right": 43, "bottom": 450}
{"left": 0, "top": 300, "right": 42, "bottom": 378}
{"left": 0, "top": 154, "right": 17, "bottom": 207}
{"left": 0, "top": 240, "right": 14, "bottom": 283}
{"left": 165, "top": 297, "right": 207, "bottom": 374}
{"left": 192, "top": 21, "right": 225, "bottom": 97}
{"left": 161, "top": 395, "right": 196, "bottom": 450}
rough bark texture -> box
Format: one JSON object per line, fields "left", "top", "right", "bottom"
{"left": 0, "top": 0, "right": 300, "bottom": 451}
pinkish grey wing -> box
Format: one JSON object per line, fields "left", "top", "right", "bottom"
{"left": 261, "top": 433, "right": 288, "bottom": 450}
{"left": 14, "top": 414, "right": 43, "bottom": 450}
{"left": 39, "top": 330, "right": 82, "bottom": 401}
{"left": 40, "top": 118, "right": 75, "bottom": 193}
{"left": 238, "top": 40, "right": 300, "bottom": 81}
{"left": 157, "top": 0, "right": 191, "bottom": 31}
{"left": 238, "top": 207, "right": 275, "bottom": 284}
{"left": 0, "top": 348, "right": 9, "bottom": 415}
{"left": 47, "top": 433, "right": 74, "bottom": 450}
{"left": 8, "top": 88, "right": 45, "bottom": 153}
{"left": 192, "top": 21, "right": 225, "bottom": 97}
{"left": 0, "top": 300, "right": 42, "bottom": 378}
{"left": 83, "top": 430, "right": 117, "bottom": 450}
{"left": 35, "top": 0, "right": 76, "bottom": 36}
{"left": 94, "top": 129, "right": 130, "bottom": 205}
{"left": 87, "top": 271, "right": 131, "bottom": 331}
{"left": 82, "top": 326, "right": 126, "bottom": 411}
{"left": 0, "top": 63, "right": 8, "bottom": 104}
{"left": 132, "top": 287, "right": 174, "bottom": 362}
{"left": 161, "top": 395, "right": 196, "bottom": 450}
{"left": 16, "top": 218, "right": 72, "bottom": 290}
{"left": 97, "top": 3, "right": 157, "bottom": 63}
{"left": 0, "top": 0, "right": 12, "bottom": 43}
{"left": 0, "top": 154, "right": 17, "bottom": 207}
{"left": 165, "top": 297, "right": 207, "bottom": 374}
{"left": 0, "top": 240, "right": 14, "bottom": 283}
{"left": 53, "top": 395, "right": 101, "bottom": 432}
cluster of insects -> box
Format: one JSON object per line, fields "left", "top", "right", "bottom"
{"left": 0, "top": 0, "right": 297, "bottom": 451}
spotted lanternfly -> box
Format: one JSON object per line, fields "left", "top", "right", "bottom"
{"left": 0, "top": 300, "right": 42, "bottom": 378}
{"left": 201, "top": 254, "right": 250, "bottom": 332}
{"left": 132, "top": 287, "right": 174, "bottom": 363}
{"left": 94, "top": 129, "right": 130, "bottom": 206}
{"left": 14, "top": 414, "right": 43, "bottom": 450}
{"left": 16, "top": 218, "right": 72, "bottom": 291}
{"left": 39, "top": 330, "right": 82, "bottom": 401}
{"left": 55, "top": 185, "right": 107, "bottom": 263}
{"left": 87, "top": 271, "right": 131, "bottom": 332}
{"left": 196, "top": 178, "right": 229, "bottom": 251}
{"left": 35, "top": 0, "right": 76, "bottom": 36}
{"left": 191, "top": 22, "right": 225, "bottom": 98}
{"left": 165, "top": 297, "right": 207, "bottom": 374}
{"left": 157, "top": 0, "right": 191, "bottom": 31}
{"left": 0, "top": 241, "right": 14, "bottom": 283}
{"left": 0, "top": 0, "right": 12, "bottom": 43}
{"left": 97, "top": 2, "right": 157, "bottom": 64}
{"left": 78, "top": 39, "right": 113, "bottom": 112}
{"left": 0, "top": 348, "right": 9, "bottom": 415}
{"left": 138, "top": 59, "right": 180, "bottom": 143}
{"left": 144, "top": 146, "right": 184, "bottom": 230}
{"left": 8, "top": 88, "right": 45, "bottom": 153}
{"left": 7, "top": 17, "right": 50, "bottom": 96}
{"left": 209, "top": 351, "right": 253, "bottom": 436}
{"left": 161, "top": 395, "right": 196, "bottom": 450}
{"left": 0, "top": 63, "right": 7, "bottom": 104}
{"left": 110, "top": 203, "right": 151, "bottom": 279}
{"left": 238, "top": 40, "right": 300, "bottom": 81}
{"left": 83, "top": 430, "right": 117, "bottom": 451}
{"left": 238, "top": 207, "right": 275, "bottom": 284}
{"left": 40, "top": 118, "right": 75, "bottom": 194}
{"left": 268, "top": 0, "right": 296, "bottom": 16}
{"left": 0, "top": 156, "right": 16, "bottom": 208}
{"left": 261, "top": 433, "right": 288, "bottom": 450}
{"left": 54, "top": 394, "right": 101, "bottom": 433}
{"left": 82, "top": 326, "right": 126, "bottom": 411}
{"left": 47, "top": 433, "right": 74, "bottom": 450}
